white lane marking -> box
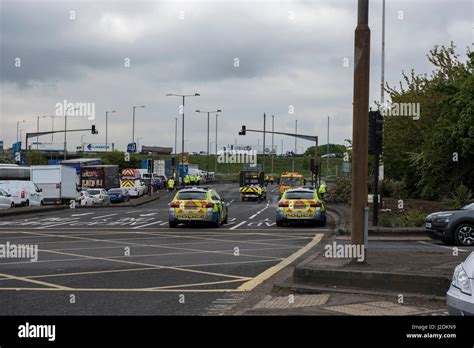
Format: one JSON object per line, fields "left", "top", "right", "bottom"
{"left": 249, "top": 200, "right": 270, "bottom": 220}
{"left": 92, "top": 213, "right": 118, "bottom": 220}
{"left": 35, "top": 220, "right": 80, "bottom": 229}
{"left": 132, "top": 221, "right": 162, "bottom": 229}
{"left": 237, "top": 233, "right": 324, "bottom": 291}
{"left": 71, "top": 212, "right": 94, "bottom": 217}
{"left": 229, "top": 220, "right": 247, "bottom": 230}
{"left": 226, "top": 199, "right": 235, "bottom": 206}
{"left": 417, "top": 240, "right": 469, "bottom": 252}
{"left": 140, "top": 213, "right": 157, "bottom": 217}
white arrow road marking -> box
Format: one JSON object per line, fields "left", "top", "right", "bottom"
{"left": 249, "top": 200, "right": 270, "bottom": 219}
{"left": 229, "top": 220, "right": 247, "bottom": 230}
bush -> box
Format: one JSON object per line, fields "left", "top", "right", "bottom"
{"left": 378, "top": 209, "right": 426, "bottom": 227}
{"left": 327, "top": 176, "right": 351, "bottom": 204}
{"left": 379, "top": 179, "right": 405, "bottom": 198}
{"left": 448, "top": 183, "right": 472, "bottom": 209}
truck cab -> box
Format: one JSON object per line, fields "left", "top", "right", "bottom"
{"left": 239, "top": 170, "right": 266, "bottom": 202}
{"left": 279, "top": 172, "right": 305, "bottom": 196}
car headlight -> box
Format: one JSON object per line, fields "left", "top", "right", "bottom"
{"left": 437, "top": 213, "right": 454, "bottom": 218}
{"left": 452, "top": 264, "right": 472, "bottom": 295}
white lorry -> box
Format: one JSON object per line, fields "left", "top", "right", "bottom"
{"left": 30, "top": 165, "right": 79, "bottom": 205}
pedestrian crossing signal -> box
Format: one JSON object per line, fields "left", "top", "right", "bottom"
{"left": 91, "top": 125, "right": 98, "bottom": 134}
{"left": 239, "top": 125, "right": 246, "bottom": 135}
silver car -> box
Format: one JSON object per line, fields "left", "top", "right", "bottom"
{"left": 86, "top": 189, "right": 110, "bottom": 205}
{"left": 447, "top": 252, "right": 474, "bottom": 315}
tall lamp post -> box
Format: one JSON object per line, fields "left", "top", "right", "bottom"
{"left": 215, "top": 113, "right": 221, "bottom": 174}
{"left": 195, "top": 109, "right": 222, "bottom": 178}
{"left": 132, "top": 106, "right": 145, "bottom": 148}
{"left": 50, "top": 116, "right": 55, "bottom": 141}
{"left": 64, "top": 107, "right": 79, "bottom": 160}
{"left": 105, "top": 110, "right": 116, "bottom": 152}
{"left": 174, "top": 117, "right": 178, "bottom": 179}
{"left": 36, "top": 115, "right": 47, "bottom": 149}
{"left": 166, "top": 93, "right": 200, "bottom": 185}
{"left": 16, "top": 120, "right": 25, "bottom": 143}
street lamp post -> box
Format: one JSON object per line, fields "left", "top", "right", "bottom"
{"left": 105, "top": 110, "right": 116, "bottom": 152}
{"left": 16, "top": 120, "right": 25, "bottom": 143}
{"left": 195, "top": 109, "right": 222, "bottom": 179}
{"left": 174, "top": 117, "right": 178, "bottom": 178}
{"left": 215, "top": 113, "right": 219, "bottom": 174}
{"left": 36, "top": 115, "right": 47, "bottom": 149}
{"left": 132, "top": 106, "right": 145, "bottom": 147}
{"left": 271, "top": 115, "right": 275, "bottom": 174}
{"left": 166, "top": 93, "right": 200, "bottom": 185}
{"left": 64, "top": 107, "right": 79, "bottom": 160}
{"left": 50, "top": 116, "right": 55, "bottom": 141}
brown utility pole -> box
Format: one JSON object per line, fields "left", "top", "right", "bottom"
{"left": 351, "top": 0, "right": 371, "bottom": 245}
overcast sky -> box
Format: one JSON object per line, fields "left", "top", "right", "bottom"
{"left": 0, "top": 0, "right": 472, "bottom": 154}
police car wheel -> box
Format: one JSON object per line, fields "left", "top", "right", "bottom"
{"left": 169, "top": 221, "right": 178, "bottom": 228}
{"left": 276, "top": 220, "right": 284, "bottom": 227}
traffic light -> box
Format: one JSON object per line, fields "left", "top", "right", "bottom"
{"left": 368, "top": 111, "right": 384, "bottom": 155}
{"left": 147, "top": 159, "right": 153, "bottom": 174}
{"left": 91, "top": 125, "right": 98, "bottom": 134}
{"left": 239, "top": 125, "right": 246, "bottom": 136}
{"left": 310, "top": 158, "right": 319, "bottom": 175}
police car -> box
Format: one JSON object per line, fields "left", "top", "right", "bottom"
{"left": 168, "top": 187, "right": 228, "bottom": 228}
{"left": 276, "top": 187, "right": 326, "bottom": 226}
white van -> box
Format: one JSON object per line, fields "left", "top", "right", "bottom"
{"left": 0, "top": 180, "right": 43, "bottom": 207}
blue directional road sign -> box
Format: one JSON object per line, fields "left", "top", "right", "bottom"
{"left": 127, "top": 143, "right": 137, "bottom": 153}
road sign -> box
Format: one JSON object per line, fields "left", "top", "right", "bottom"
{"left": 83, "top": 143, "right": 112, "bottom": 152}
{"left": 127, "top": 143, "right": 136, "bottom": 153}
{"left": 12, "top": 142, "right": 21, "bottom": 153}
{"left": 178, "top": 152, "right": 189, "bottom": 164}
{"left": 179, "top": 164, "right": 188, "bottom": 177}
{"left": 14, "top": 152, "right": 21, "bottom": 162}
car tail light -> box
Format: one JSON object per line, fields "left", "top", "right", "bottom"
{"left": 205, "top": 202, "right": 214, "bottom": 208}
{"left": 21, "top": 191, "right": 25, "bottom": 199}
{"left": 279, "top": 201, "right": 289, "bottom": 207}
{"left": 310, "top": 202, "right": 321, "bottom": 207}
{"left": 170, "top": 202, "right": 180, "bottom": 208}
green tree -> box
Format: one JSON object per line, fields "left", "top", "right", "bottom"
{"left": 26, "top": 150, "right": 47, "bottom": 165}
{"left": 384, "top": 43, "right": 473, "bottom": 199}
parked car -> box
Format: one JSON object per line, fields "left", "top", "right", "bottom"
{"left": 79, "top": 190, "right": 94, "bottom": 206}
{"left": 108, "top": 188, "right": 130, "bottom": 203}
{"left": 157, "top": 175, "right": 167, "bottom": 186}
{"left": 425, "top": 202, "right": 474, "bottom": 246}
{"left": 86, "top": 189, "right": 110, "bottom": 205}
{"left": 447, "top": 252, "right": 474, "bottom": 315}
{"left": 0, "top": 189, "right": 14, "bottom": 209}
{"left": 0, "top": 180, "right": 43, "bottom": 206}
